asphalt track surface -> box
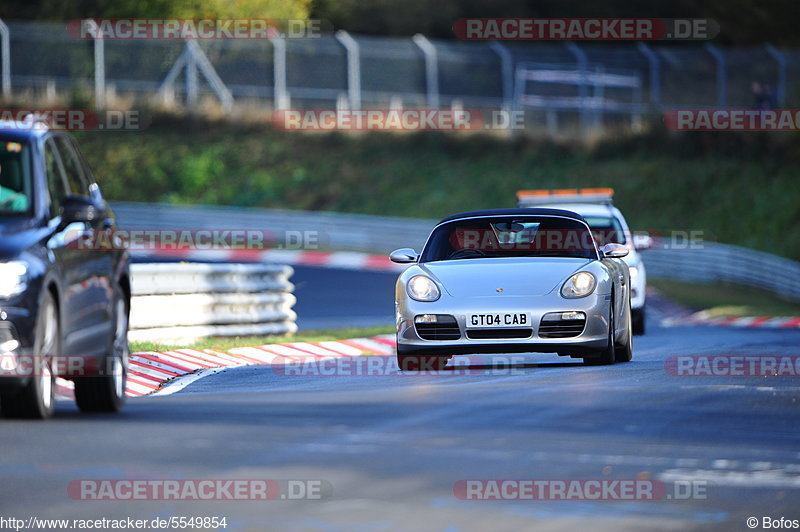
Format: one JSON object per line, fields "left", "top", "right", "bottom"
{"left": 291, "top": 266, "right": 397, "bottom": 329}
{"left": 1, "top": 266, "right": 799, "bottom": 532}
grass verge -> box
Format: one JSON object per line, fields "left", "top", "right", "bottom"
{"left": 129, "top": 325, "right": 394, "bottom": 354}
{"left": 650, "top": 279, "right": 800, "bottom": 318}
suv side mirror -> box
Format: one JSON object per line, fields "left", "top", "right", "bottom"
{"left": 600, "top": 243, "right": 629, "bottom": 258}
{"left": 60, "top": 195, "right": 102, "bottom": 226}
{"left": 390, "top": 248, "right": 419, "bottom": 264}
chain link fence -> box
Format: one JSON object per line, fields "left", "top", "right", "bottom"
{"left": 1, "top": 20, "right": 797, "bottom": 133}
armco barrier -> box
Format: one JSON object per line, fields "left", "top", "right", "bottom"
{"left": 641, "top": 240, "right": 800, "bottom": 302}
{"left": 129, "top": 263, "right": 297, "bottom": 343}
{"left": 111, "top": 201, "right": 436, "bottom": 255}
{"left": 115, "top": 202, "right": 800, "bottom": 303}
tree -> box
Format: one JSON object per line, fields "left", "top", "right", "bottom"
{"left": 0, "top": 0, "right": 311, "bottom": 21}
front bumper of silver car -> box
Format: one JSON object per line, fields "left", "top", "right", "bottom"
{"left": 396, "top": 291, "right": 611, "bottom": 357}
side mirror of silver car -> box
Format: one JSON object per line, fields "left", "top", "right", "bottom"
{"left": 600, "top": 243, "right": 629, "bottom": 258}
{"left": 389, "top": 248, "right": 419, "bottom": 263}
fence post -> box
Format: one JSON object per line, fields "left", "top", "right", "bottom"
{"left": 592, "top": 65, "right": 604, "bottom": 129}
{"left": 565, "top": 42, "right": 589, "bottom": 133}
{"left": 92, "top": 21, "right": 106, "bottom": 108}
{"left": 489, "top": 41, "right": 513, "bottom": 111}
{"left": 185, "top": 41, "right": 233, "bottom": 111}
{"left": 272, "top": 36, "right": 289, "bottom": 110}
{"left": 412, "top": 34, "right": 439, "bottom": 108}
{"left": 636, "top": 42, "right": 660, "bottom": 107}
{"left": 335, "top": 30, "right": 361, "bottom": 110}
{"left": 512, "top": 65, "right": 524, "bottom": 114}
{"left": 765, "top": 43, "right": 787, "bottom": 106}
{"left": 156, "top": 48, "right": 187, "bottom": 106}
{"left": 704, "top": 43, "right": 727, "bottom": 107}
{"left": 0, "top": 18, "right": 10, "bottom": 99}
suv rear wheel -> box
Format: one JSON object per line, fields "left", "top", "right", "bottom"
{"left": 74, "top": 285, "right": 128, "bottom": 413}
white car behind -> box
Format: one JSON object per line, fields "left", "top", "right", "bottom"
{"left": 518, "top": 188, "right": 650, "bottom": 334}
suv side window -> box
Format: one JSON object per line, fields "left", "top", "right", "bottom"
{"left": 54, "top": 136, "right": 91, "bottom": 197}
{"left": 44, "top": 139, "right": 68, "bottom": 218}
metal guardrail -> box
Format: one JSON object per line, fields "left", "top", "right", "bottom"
{"left": 129, "top": 262, "right": 297, "bottom": 344}
{"left": 111, "top": 201, "right": 437, "bottom": 255}
{"left": 116, "top": 202, "right": 800, "bottom": 303}
{"left": 641, "top": 241, "right": 800, "bottom": 302}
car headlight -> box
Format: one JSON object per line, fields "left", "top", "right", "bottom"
{"left": 561, "top": 271, "right": 596, "bottom": 298}
{"left": 0, "top": 261, "right": 28, "bottom": 298}
{"left": 407, "top": 275, "right": 440, "bottom": 302}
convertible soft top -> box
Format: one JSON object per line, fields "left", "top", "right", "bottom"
{"left": 437, "top": 208, "right": 588, "bottom": 225}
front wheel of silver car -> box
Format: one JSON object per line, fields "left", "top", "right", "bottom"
{"left": 583, "top": 303, "right": 616, "bottom": 366}
{"left": 614, "top": 298, "right": 633, "bottom": 363}
{"left": 632, "top": 307, "right": 646, "bottom": 335}
{"left": 0, "top": 291, "right": 58, "bottom": 419}
{"left": 74, "top": 285, "right": 128, "bottom": 413}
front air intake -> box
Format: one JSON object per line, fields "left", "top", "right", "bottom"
{"left": 414, "top": 315, "right": 460, "bottom": 340}
{"left": 538, "top": 315, "right": 586, "bottom": 338}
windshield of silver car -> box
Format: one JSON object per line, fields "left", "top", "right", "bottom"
{"left": 421, "top": 216, "right": 598, "bottom": 262}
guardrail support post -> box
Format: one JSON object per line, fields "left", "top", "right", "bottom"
{"left": 272, "top": 36, "right": 289, "bottom": 110}
{"left": 765, "top": 43, "right": 787, "bottom": 106}
{"left": 335, "top": 30, "right": 361, "bottom": 110}
{"left": 0, "top": 18, "right": 11, "bottom": 99}
{"left": 705, "top": 43, "right": 727, "bottom": 107}
{"left": 412, "top": 34, "right": 439, "bottom": 109}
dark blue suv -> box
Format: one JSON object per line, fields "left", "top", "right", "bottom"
{"left": 0, "top": 122, "right": 130, "bottom": 419}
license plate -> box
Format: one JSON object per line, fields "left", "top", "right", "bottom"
{"left": 467, "top": 313, "right": 529, "bottom": 328}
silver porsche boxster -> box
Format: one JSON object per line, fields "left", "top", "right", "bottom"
{"left": 391, "top": 208, "right": 633, "bottom": 369}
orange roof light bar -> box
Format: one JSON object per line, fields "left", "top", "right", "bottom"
{"left": 517, "top": 187, "right": 614, "bottom": 199}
